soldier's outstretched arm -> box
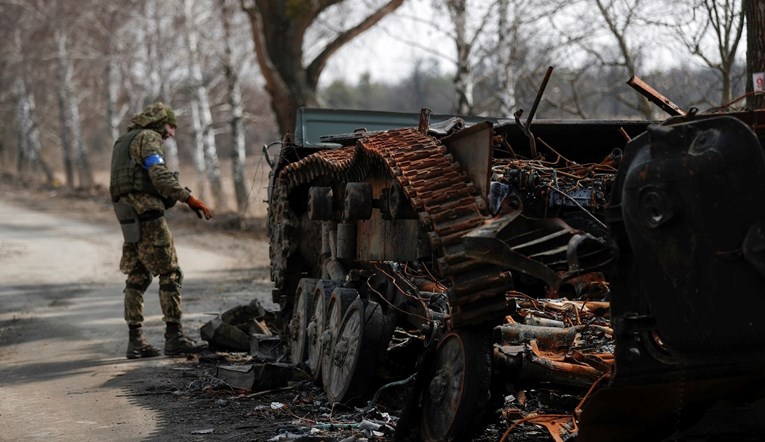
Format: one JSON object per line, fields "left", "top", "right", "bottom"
{"left": 132, "top": 130, "right": 190, "bottom": 203}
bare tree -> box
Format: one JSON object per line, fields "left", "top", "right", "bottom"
{"left": 674, "top": 0, "right": 745, "bottom": 105}
{"left": 745, "top": 0, "right": 765, "bottom": 109}
{"left": 479, "top": 0, "right": 552, "bottom": 116}
{"left": 184, "top": 0, "right": 226, "bottom": 210}
{"left": 15, "top": 77, "right": 54, "bottom": 185}
{"left": 220, "top": 0, "right": 249, "bottom": 212}
{"left": 190, "top": 99, "right": 209, "bottom": 202}
{"left": 51, "top": 0, "right": 94, "bottom": 188}
{"left": 241, "top": 0, "right": 405, "bottom": 134}
{"left": 57, "top": 32, "right": 93, "bottom": 188}
{"left": 8, "top": 18, "right": 54, "bottom": 185}
{"left": 445, "top": 0, "right": 475, "bottom": 114}
{"left": 83, "top": 2, "right": 131, "bottom": 144}
{"left": 496, "top": 0, "right": 515, "bottom": 115}
{"left": 550, "top": 0, "right": 655, "bottom": 119}
{"left": 147, "top": 0, "right": 180, "bottom": 171}
{"left": 0, "top": 0, "right": 277, "bottom": 210}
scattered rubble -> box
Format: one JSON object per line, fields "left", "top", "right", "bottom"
{"left": 193, "top": 75, "right": 765, "bottom": 440}
{"left": 197, "top": 288, "right": 614, "bottom": 440}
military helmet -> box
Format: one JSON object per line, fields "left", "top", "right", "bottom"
{"left": 165, "top": 107, "right": 177, "bottom": 127}
{"left": 130, "top": 102, "right": 177, "bottom": 129}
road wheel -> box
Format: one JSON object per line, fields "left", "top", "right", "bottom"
{"left": 325, "top": 299, "right": 387, "bottom": 405}
{"left": 307, "top": 280, "right": 341, "bottom": 382}
{"left": 288, "top": 278, "right": 319, "bottom": 364}
{"left": 420, "top": 329, "right": 492, "bottom": 442}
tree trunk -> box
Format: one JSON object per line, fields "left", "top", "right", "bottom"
{"left": 16, "top": 79, "right": 54, "bottom": 185}
{"left": 595, "top": 0, "right": 653, "bottom": 119}
{"left": 221, "top": 0, "right": 248, "bottom": 213}
{"left": 56, "top": 77, "right": 75, "bottom": 187}
{"left": 56, "top": 30, "right": 93, "bottom": 188}
{"left": 106, "top": 58, "right": 121, "bottom": 143}
{"left": 185, "top": 0, "right": 226, "bottom": 210}
{"left": 15, "top": 81, "right": 32, "bottom": 177}
{"left": 745, "top": 0, "right": 765, "bottom": 109}
{"left": 146, "top": 0, "right": 179, "bottom": 171}
{"left": 497, "top": 0, "right": 515, "bottom": 116}
{"left": 69, "top": 92, "right": 93, "bottom": 188}
{"left": 449, "top": 0, "right": 474, "bottom": 115}
{"left": 242, "top": 0, "right": 405, "bottom": 135}
{"left": 190, "top": 99, "right": 208, "bottom": 201}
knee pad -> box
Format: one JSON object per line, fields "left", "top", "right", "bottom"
{"left": 159, "top": 267, "right": 183, "bottom": 292}
{"left": 125, "top": 272, "right": 153, "bottom": 293}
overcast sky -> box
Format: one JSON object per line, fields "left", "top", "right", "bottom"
{"left": 319, "top": 0, "right": 451, "bottom": 86}
{"left": 316, "top": 0, "right": 748, "bottom": 88}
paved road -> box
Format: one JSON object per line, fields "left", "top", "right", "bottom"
{"left": 0, "top": 199, "right": 268, "bottom": 441}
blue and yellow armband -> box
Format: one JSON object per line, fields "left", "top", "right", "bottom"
{"left": 143, "top": 154, "right": 165, "bottom": 170}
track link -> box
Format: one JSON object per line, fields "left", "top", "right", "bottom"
{"left": 273, "top": 128, "right": 512, "bottom": 327}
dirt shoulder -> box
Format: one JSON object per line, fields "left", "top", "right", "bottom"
{"left": 0, "top": 175, "right": 406, "bottom": 442}
{"left": 0, "top": 174, "right": 506, "bottom": 442}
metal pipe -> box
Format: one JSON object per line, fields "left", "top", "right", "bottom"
{"left": 527, "top": 66, "right": 554, "bottom": 127}
{"left": 626, "top": 75, "right": 686, "bottom": 117}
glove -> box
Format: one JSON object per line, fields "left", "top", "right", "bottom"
{"left": 187, "top": 196, "right": 213, "bottom": 220}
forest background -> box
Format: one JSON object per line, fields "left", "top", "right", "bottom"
{"left": 1, "top": 0, "right": 763, "bottom": 217}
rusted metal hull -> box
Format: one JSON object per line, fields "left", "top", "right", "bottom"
{"left": 265, "top": 104, "right": 765, "bottom": 441}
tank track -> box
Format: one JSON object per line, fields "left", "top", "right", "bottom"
{"left": 273, "top": 127, "right": 512, "bottom": 327}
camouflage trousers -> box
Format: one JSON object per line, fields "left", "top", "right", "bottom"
{"left": 120, "top": 216, "right": 183, "bottom": 325}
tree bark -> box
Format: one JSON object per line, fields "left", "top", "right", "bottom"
{"left": 448, "top": 0, "right": 475, "bottom": 115}
{"left": 190, "top": 99, "right": 208, "bottom": 201}
{"left": 242, "top": 0, "right": 405, "bottom": 134}
{"left": 497, "top": 0, "right": 515, "bottom": 116}
{"left": 15, "top": 79, "right": 54, "bottom": 185}
{"left": 56, "top": 65, "right": 75, "bottom": 186}
{"left": 56, "top": 30, "right": 93, "bottom": 188}
{"left": 221, "top": 0, "right": 249, "bottom": 213}
{"left": 185, "top": 0, "right": 226, "bottom": 210}
{"left": 148, "top": 0, "right": 180, "bottom": 171}
{"left": 594, "top": 0, "right": 653, "bottom": 119}
{"left": 704, "top": 0, "right": 745, "bottom": 105}
{"left": 106, "top": 58, "right": 121, "bottom": 143}
{"left": 745, "top": 0, "right": 765, "bottom": 109}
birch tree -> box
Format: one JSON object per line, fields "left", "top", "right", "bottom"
{"left": 150, "top": 0, "right": 181, "bottom": 171}
{"left": 50, "top": 0, "right": 94, "bottom": 188}
{"left": 550, "top": 0, "right": 655, "bottom": 119}
{"left": 10, "top": 21, "right": 53, "bottom": 185}
{"left": 15, "top": 78, "right": 54, "bottom": 185}
{"left": 220, "top": 0, "right": 249, "bottom": 212}
{"left": 496, "top": 0, "right": 515, "bottom": 115}
{"left": 446, "top": 0, "right": 475, "bottom": 114}
{"left": 479, "top": 0, "right": 551, "bottom": 116}
{"left": 425, "top": 0, "right": 551, "bottom": 116}
{"left": 184, "top": 0, "right": 226, "bottom": 210}
{"left": 52, "top": 6, "right": 94, "bottom": 188}
{"left": 190, "top": 99, "right": 209, "bottom": 202}
{"left": 84, "top": 1, "right": 130, "bottom": 144}
{"left": 674, "top": 0, "right": 745, "bottom": 105}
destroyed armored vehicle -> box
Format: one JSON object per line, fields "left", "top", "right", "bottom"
{"left": 264, "top": 77, "right": 765, "bottom": 441}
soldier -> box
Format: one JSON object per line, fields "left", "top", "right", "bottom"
{"left": 110, "top": 102, "right": 213, "bottom": 359}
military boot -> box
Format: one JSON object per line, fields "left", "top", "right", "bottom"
{"left": 126, "top": 324, "right": 161, "bottom": 359}
{"left": 164, "top": 322, "right": 205, "bottom": 356}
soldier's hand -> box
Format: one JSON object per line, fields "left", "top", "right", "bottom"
{"left": 187, "top": 196, "right": 213, "bottom": 220}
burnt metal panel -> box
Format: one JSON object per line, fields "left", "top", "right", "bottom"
{"left": 441, "top": 122, "right": 494, "bottom": 200}
{"left": 617, "top": 116, "right": 765, "bottom": 364}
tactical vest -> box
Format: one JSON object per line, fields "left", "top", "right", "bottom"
{"left": 109, "top": 128, "right": 162, "bottom": 202}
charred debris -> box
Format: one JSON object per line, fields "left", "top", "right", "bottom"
{"left": 203, "top": 72, "right": 765, "bottom": 441}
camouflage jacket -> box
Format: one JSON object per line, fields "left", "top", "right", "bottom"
{"left": 117, "top": 129, "right": 190, "bottom": 215}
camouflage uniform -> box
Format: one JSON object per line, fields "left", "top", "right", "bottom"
{"left": 110, "top": 103, "right": 191, "bottom": 326}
